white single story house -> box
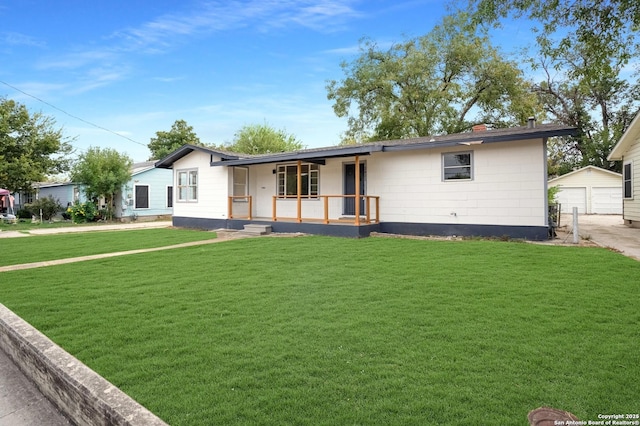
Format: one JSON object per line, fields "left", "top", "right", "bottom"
{"left": 548, "top": 166, "right": 622, "bottom": 214}
{"left": 114, "top": 161, "right": 173, "bottom": 222}
{"left": 156, "top": 121, "right": 576, "bottom": 240}
{"left": 608, "top": 110, "right": 640, "bottom": 227}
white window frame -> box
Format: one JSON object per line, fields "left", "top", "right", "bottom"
{"left": 276, "top": 163, "right": 319, "bottom": 198}
{"left": 177, "top": 169, "right": 198, "bottom": 202}
{"left": 134, "top": 184, "right": 150, "bottom": 209}
{"left": 233, "top": 167, "right": 249, "bottom": 201}
{"left": 442, "top": 151, "right": 473, "bottom": 181}
{"left": 623, "top": 160, "right": 633, "bottom": 199}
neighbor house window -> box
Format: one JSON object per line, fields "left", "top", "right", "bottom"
{"left": 233, "top": 167, "right": 248, "bottom": 199}
{"left": 22, "top": 192, "right": 35, "bottom": 204}
{"left": 177, "top": 169, "right": 198, "bottom": 202}
{"left": 167, "top": 186, "right": 173, "bottom": 208}
{"left": 623, "top": 161, "right": 633, "bottom": 199}
{"left": 443, "top": 152, "right": 473, "bottom": 181}
{"left": 135, "top": 185, "right": 149, "bottom": 209}
{"left": 277, "top": 163, "right": 319, "bottom": 198}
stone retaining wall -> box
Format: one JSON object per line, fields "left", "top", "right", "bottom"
{"left": 0, "top": 304, "right": 168, "bottom": 426}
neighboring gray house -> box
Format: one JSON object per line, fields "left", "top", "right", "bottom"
{"left": 34, "top": 182, "right": 87, "bottom": 209}
{"left": 114, "top": 161, "right": 173, "bottom": 222}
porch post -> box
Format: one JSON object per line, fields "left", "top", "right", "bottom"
{"left": 297, "top": 160, "right": 302, "bottom": 223}
{"left": 355, "top": 155, "right": 360, "bottom": 226}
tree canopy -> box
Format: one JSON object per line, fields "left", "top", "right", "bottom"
{"left": 467, "top": 0, "right": 640, "bottom": 173}
{"left": 70, "top": 146, "right": 132, "bottom": 219}
{"left": 326, "top": 13, "right": 541, "bottom": 143}
{"left": 224, "top": 123, "right": 304, "bottom": 154}
{"left": 148, "top": 119, "right": 201, "bottom": 160}
{"left": 0, "top": 97, "right": 73, "bottom": 192}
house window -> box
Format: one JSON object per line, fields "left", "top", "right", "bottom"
{"left": 443, "top": 152, "right": 473, "bottom": 181}
{"left": 233, "top": 167, "right": 248, "bottom": 199}
{"left": 177, "top": 169, "right": 198, "bottom": 202}
{"left": 135, "top": 185, "right": 149, "bottom": 209}
{"left": 167, "top": 186, "right": 173, "bottom": 208}
{"left": 22, "top": 192, "right": 35, "bottom": 204}
{"left": 277, "top": 163, "right": 319, "bottom": 198}
{"left": 623, "top": 161, "right": 633, "bottom": 199}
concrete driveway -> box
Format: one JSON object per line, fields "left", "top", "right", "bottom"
{"left": 559, "top": 214, "right": 640, "bottom": 261}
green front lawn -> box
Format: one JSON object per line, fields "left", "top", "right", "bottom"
{"left": 1, "top": 236, "right": 638, "bottom": 425}
{"left": 0, "top": 228, "right": 216, "bottom": 266}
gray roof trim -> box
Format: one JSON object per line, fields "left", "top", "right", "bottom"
{"left": 158, "top": 124, "right": 577, "bottom": 168}
{"left": 381, "top": 126, "right": 577, "bottom": 152}
{"left": 155, "top": 144, "right": 241, "bottom": 168}
{"left": 210, "top": 144, "right": 383, "bottom": 167}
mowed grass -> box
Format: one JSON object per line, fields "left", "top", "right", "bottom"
{"left": 1, "top": 236, "right": 638, "bottom": 425}
{"left": 0, "top": 228, "right": 216, "bottom": 266}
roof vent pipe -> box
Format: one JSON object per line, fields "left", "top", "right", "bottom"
{"left": 527, "top": 117, "right": 536, "bottom": 128}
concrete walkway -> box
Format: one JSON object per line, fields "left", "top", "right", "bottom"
{"left": 0, "top": 220, "right": 172, "bottom": 238}
{"left": 559, "top": 214, "right": 640, "bottom": 261}
{"left": 0, "top": 348, "right": 71, "bottom": 425}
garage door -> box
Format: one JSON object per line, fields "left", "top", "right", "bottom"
{"left": 557, "top": 187, "right": 586, "bottom": 214}
{"left": 592, "top": 187, "right": 622, "bottom": 214}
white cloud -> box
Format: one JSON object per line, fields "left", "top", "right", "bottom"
{"left": 1, "top": 31, "right": 45, "bottom": 47}
{"left": 111, "top": 0, "right": 362, "bottom": 51}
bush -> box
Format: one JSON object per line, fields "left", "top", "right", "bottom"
{"left": 25, "top": 196, "right": 62, "bottom": 221}
{"left": 67, "top": 201, "right": 98, "bottom": 223}
{"left": 16, "top": 208, "right": 32, "bottom": 219}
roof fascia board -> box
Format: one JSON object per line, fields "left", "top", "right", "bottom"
{"left": 608, "top": 111, "right": 640, "bottom": 160}
{"left": 155, "top": 144, "right": 241, "bottom": 168}
{"left": 210, "top": 145, "right": 382, "bottom": 167}
{"left": 548, "top": 165, "right": 622, "bottom": 183}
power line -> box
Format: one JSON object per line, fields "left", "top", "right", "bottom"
{"left": 1, "top": 80, "right": 147, "bottom": 147}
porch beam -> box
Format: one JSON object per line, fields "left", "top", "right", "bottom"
{"left": 355, "top": 155, "right": 360, "bottom": 226}
{"left": 297, "top": 160, "right": 302, "bottom": 223}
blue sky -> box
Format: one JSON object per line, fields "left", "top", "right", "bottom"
{"left": 1, "top": 0, "right": 534, "bottom": 162}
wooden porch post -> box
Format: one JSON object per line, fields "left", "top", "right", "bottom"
{"left": 297, "top": 160, "right": 302, "bottom": 223}
{"left": 355, "top": 155, "right": 360, "bottom": 226}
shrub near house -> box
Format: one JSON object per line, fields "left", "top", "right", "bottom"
{"left": 67, "top": 201, "right": 99, "bottom": 223}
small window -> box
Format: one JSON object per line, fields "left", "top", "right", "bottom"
{"left": 167, "top": 186, "right": 173, "bottom": 208}
{"left": 177, "top": 169, "right": 198, "bottom": 202}
{"left": 135, "top": 185, "right": 149, "bottom": 209}
{"left": 276, "top": 163, "right": 319, "bottom": 198}
{"left": 233, "top": 167, "right": 248, "bottom": 199}
{"left": 443, "top": 152, "right": 473, "bottom": 181}
{"left": 623, "top": 161, "right": 632, "bottom": 199}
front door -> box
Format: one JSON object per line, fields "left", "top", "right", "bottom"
{"left": 343, "top": 163, "right": 365, "bottom": 215}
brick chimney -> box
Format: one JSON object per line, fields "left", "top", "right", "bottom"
{"left": 472, "top": 124, "right": 487, "bottom": 132}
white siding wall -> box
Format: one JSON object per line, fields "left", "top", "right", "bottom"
{"left": 247, "top": 139, "right": 546, "bottom": 227}
{"left": 623, "top": 136, "right": 640, "bottom": 221}
{"left": 365, "top": 139, "right": 546, "bottom": 226}
{"left": 172, "top": 151, "right": 231, "bottom": 219}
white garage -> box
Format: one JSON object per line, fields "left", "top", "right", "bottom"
{"left": 549, "top": 166, "right": 622, "bottom": 214}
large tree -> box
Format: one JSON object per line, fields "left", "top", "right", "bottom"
{"left": 468, "top": 0, "right": 640, "bottom": 173}
{"left": 0, "top": 97, "right": 73, "bottom": 192}
{"left": 148, "top": 119, "right": 201, "bottom": 160}
{"left": 224, "top": 123, "right": 304, "bottom": 154}
{"left": 71, "top": 147, "right": 132, "bottom": 220}
{"left": 326, "top": 12, "right": 541, "bottom": 143}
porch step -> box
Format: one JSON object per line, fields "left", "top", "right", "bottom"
{"left": 241, "top": 224, "right": 272, "bottom": 235}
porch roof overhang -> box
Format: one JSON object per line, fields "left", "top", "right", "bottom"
{"left": 210, "top": 144, "right": 383, "bottom": 167}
